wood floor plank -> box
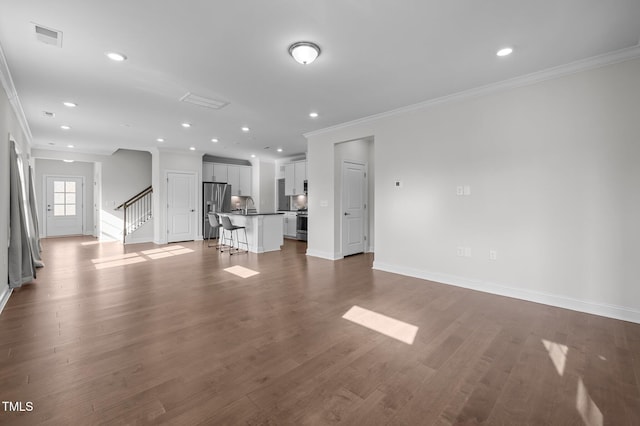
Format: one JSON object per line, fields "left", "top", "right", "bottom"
{"left": 0, "top": 236, "right": 639, "bottom": 425}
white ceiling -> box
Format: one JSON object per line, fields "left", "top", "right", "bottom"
{"left": 1, "top": 1, "right": 639, "bottom": 160}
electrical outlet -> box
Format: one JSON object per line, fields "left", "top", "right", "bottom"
{"left": 456, "top": 186, "right": 464, "bottom": 196}
{"left": 489, "top": 250, "right": 497, "bottom": 261}
{"left": 464, "top": 247, "right": 472, "bottom": 257}
{"left": 463, "top": 185, "right": 471, "bottom": 196}
{"left": 456, "top": 247, "right": 465, "bottom": 257}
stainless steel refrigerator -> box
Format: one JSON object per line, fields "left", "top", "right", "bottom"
{"left": 203, "top": 182, "right": 231, "bottom": 239}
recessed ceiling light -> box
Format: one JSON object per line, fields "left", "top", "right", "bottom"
{"left": 156, "top": 138, "right": 164, "bottom": 142}
{"left": 241, "top": 126, "right": 250, "bottom": 132}
{"left": 105, "top": 52, "right": 127, "bottom": 62}
{"left": 63, "top": 159, "right": 74, "bottom": 163}
{"left": 63, "top": 101, "right": 77, "bottom": 108}
{"left": 497, "top": 47, "right": 513, "bottom": 57}
{"left": 277, "top": 148, "right": 283, "bottom": 152}
{"left": 189, "top": 146, "right": 196, "bottom": 151}
{"left": 211, "top": 138, "right": 218, "bottom": 143}
{"left": 289, "top": 41, "right": 321, "bottom": 65}
{"left": 60, "top": 125, "right": 71, "bottom": 130}
{"left": 67, "top": 144, "right": 74, "bottom": 148}
{"left": 181, "top": 122, "right": 191, "bottom": 128}
{"left": 250, "top": 154, "right": 256, "bottom": 158}
{"left": 309, "top": 112, "right": 319, "bottom": 118}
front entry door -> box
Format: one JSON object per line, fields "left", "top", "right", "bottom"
{"left": 342, "top": 162, "right": 366, "bottom": 256}
{"left": 45, "top": 176, "right": 84, "bottom": 236}
{"left": 167, "top": 172, "right": 196, "bottom": 242}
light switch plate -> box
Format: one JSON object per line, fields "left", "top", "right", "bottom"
{"left": 456, "top": 186, "right": 464, "bottom": 196}
{"left": 463, "top": 185, "right": 471, "bottom": 196}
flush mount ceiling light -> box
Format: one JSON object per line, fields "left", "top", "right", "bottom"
{"left": 241, "top": 126, "right": 250, "bottom": 132}
{"left": 309, "top": 112, "right": 319, "bottom": 118}
{"left": 497, "top": 47, "right": 513, "bottom": 57}
{"left": 289, "top": 41, "right": 321, "bottom": 65}
{"left": 156, "top": 138, "right": 164, "bottom": 142}
{"left": 250, "top": 154, "right": 256, "bottom": 158}
{"left": 63, "top": 159, "right": 74, "bottom": 163}
{"left": 211, "top": 138, "right": 218, "bottom": 143}
{"left": 189, "top": 146, "right": 196, "bottom": 151}
{"left": 105, "top": 51, "right": 127, "bottom": 62}
{"left": 60, "top": 125, "right": 71, "bottom": 130}
{"left": 63, "top": 101, "right": 77, "bottom": 108}
{"left": 277, "top": 148, "right": 283, "bottom": 152}
{"left": 67, "top": 144, "right": 74, "bottom": 148}
{"left": 181, "top": 122, "right": 191, "bottom": 128}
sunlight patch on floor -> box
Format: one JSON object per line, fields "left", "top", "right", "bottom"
{"left": 577, "top": 377, "right": 603, "bottom": 426}
{"left": 91, "top": 245, "right": 194, "bottom": 269}
{"left": 541, "top": 339, "right": 569, "bottom": 376}
{"left": 142, "top": 245, "right": 194, "bottom": 259}
{"left": 94, "top": 256, "right": 147, "bottom": 270}
{"left": 342, "top": 305, "right": 418, "bottom": 345}
{"left": 224, "top": 265, "right": 260, "bottom": 278}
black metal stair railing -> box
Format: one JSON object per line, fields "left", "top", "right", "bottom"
{"left": 115, "top": 186, "right": 153, "bottom": 243}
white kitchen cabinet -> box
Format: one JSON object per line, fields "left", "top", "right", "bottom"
{"left": 227, "top": 165, "right": 252, "bottom": 196}
{"left": 284, "top": 163, "right": 295, "bottom": 195}
{"left": 282, "top": 212, "right": 297, "bottom": 238}
{"left": 238, "top": 166, "right": 252, "bottom": 196}
{"left": 294, "top": 161, "right": 306, "bottom": 195}
{"left": 212, "top": 163, "right": 228, "bottom": 183}
{"left": 203, "top": 162, "right": 214, "bottom": 181}
{"left": 284, "top": 160, "right": 306, "bottom": 195}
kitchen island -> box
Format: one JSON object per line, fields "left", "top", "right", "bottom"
{"left": 218, "top": 212, "right": 284, "bottom": 253}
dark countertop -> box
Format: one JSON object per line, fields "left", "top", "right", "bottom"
{"left": 223, "top": 212, "right": 284, "bottom": 216}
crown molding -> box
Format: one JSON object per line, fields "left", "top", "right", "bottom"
{"left": 305, "top": 44, "right": 640, "bottom": 139}
{"left": 0, "top": 41, "right": 33, "bottom": 145}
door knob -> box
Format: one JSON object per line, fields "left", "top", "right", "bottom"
{"left": 344, "top": 212, "right": 350, "bottom": 216}
{"left": 190, "top": 209, "right": 195, "bottom": 212}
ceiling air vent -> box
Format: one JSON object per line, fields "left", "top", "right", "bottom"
{"left": 42, "top": 111, "right": 55, "bottom": 118}
{"left": 32, "top": 23, "right": 63, "bottom": 47}
{"left": 179, "top": 92, "right": 229, "bottom": 110}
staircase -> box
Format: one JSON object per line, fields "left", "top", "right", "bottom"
{"left": 115, "top": 186, "right": 153, "bottom": 243}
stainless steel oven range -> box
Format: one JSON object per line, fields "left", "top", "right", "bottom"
{"left": 296, "top": 209, "right": 307, "bottom": 241}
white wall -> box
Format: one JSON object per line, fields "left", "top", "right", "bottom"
{"left": 34, "top": 159, "right": 94, "bottom": 236}
{"left": 307, "top": 57, "right": 640, "bottom": 323}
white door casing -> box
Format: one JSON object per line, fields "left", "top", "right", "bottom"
{"left": 167, "top": 172, "right": 196, "bottom": 242}
{"left": 45, "top": 176, "right": 84, "bottom": 237}
{"left": 342, "top": 161, "right": 366, "bottom": 256}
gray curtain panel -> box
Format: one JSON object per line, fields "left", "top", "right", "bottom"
{"left": 8, "top": 141, "right": 35, "bottom": 288}
{"left": 28, "top": 165, "right": 44, "bottom": 268}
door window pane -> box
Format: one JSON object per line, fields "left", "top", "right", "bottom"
{"left": 51, "top": 179, "right": 79, "bottom": 217}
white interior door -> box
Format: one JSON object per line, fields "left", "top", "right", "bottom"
{"left": 342, "top": 162, "right": 366, "bottom": 256}
{"left": 167, "top": 172, "right": 196, "bottom": 242}
{"left": 45, "top": 176, "right": 84, "bottom": 236}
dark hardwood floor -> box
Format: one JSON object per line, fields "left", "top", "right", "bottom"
{"left": 1, "top": 236, "right": 639, "bottom": 425}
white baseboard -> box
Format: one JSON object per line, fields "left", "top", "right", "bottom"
{"left": 124, "top": 236, "right": 154, "bottom": 245}
{"left": 372, "top": 261, "right": 640, "bottom": 325}
{"left": 306, "top": 249, "right": 343, "bottom": 261}
{"left": 0, "top": 286, "right": 12, "bottom": 315}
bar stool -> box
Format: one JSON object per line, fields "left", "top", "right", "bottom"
{"left": 220, "top": 215, "right": 248, "bottom": 255}
{"left": 206, "top": 213, "right": 224, "bottom": 249}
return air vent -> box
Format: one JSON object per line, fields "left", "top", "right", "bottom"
{"left": 179, "top": 92, "right": 229, "bottom": 110}
{"left": 32, "top": 23, "right": 63, "bottom": 47}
